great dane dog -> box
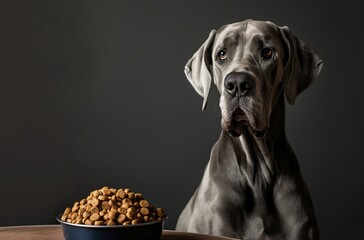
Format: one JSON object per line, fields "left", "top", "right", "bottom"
{"left": 176, "top": 20, "right": 323, "bottom": 240}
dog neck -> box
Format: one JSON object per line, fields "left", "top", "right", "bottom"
{"left": 235, "top": 94, "right": 286, "bottom": 191}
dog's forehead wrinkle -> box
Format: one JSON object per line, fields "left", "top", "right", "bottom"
{"left": 215, "top": 21, "right": 250, "bottom": 49}
{"left": 215, "top": 23, "right": 275, "bottom": 61}
{"left": 245, "top": 22, "right": 263, "bottom": 37}
{"left": 214, "top": 36, "right": 239, "bottom": 55}
{"left": 214, "top": 30, "right": 241, "bottom": 53}
{"left": 246, "top": 22, "right": 277, "bottom": 45}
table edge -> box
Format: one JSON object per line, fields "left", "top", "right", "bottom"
{"left": 0, "top": 225, "right": 238, "bottom": 240}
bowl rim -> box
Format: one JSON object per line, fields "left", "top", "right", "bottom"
{"left": 56, "top": 214, "right": 168, "bottom": 229}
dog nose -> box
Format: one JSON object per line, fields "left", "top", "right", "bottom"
{"left": 224, "top": 72, "right": 254, "bottom": 96}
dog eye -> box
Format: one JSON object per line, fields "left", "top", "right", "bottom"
{"left": 261, "top": 47, "right": 273, "bottom": 60}
{"left": 217, "top": 50, "right": 227, "bottom": 61}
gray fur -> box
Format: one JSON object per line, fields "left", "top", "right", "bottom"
{"left": 176, "top": 20, "right": 323, "bottom": 240}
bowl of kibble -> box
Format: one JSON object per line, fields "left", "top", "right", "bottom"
{"left": 57, "top": 186, "right": 167, "bottom": 240}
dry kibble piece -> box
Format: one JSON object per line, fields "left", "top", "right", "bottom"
{"left": 117, "top": 214, "right": 126, "bottom": 224}
{"left": 131, "top": 219, "right": 140, "bottom": 225}
{"left": 118, "top": 207, "right": 127, "bottom": 214}
{"left": 90, "top": 206, "right": 99, "bottom": 214}
{"left": 157, "top": 211, "right": 164, "bottom": 218}
{"left": 121, "top": 203, "right": 130, "bottom": 209}
{"left": 107, "top": 220, "right": 116, "bottom": 225}
{"left": 128, "top": 192, "right": 135, "bottom": 199}
{"left": 72, "top": 205, "right": 79, "bottom": 212}
{"left": 61, "top": 214, "right": 67, "bottom": 221}
{"left": 98, "top": 195, "right": 108, "bottom": 201}
{"left": 127, "top": 207, "right": 136, "bottom": 212}
{"left": 83, "top": 211, "right": 91, "bottom": 218}
{"left": 139, "top": 200, "right": 149, "bottom": 208}
{"left": 122, "top": 198, "right": 133, "bottom": 206}
{"left": 92, "top": 198, "right": 100, "bottom": 207}
{"left": 71, "top": 212, "right": 78, "bottom": 220}
{"left": 94, "top": 221, "right": 104, "bottom": 226}
{"left": 101, "top": 187, "right": 111, "bottom": 196}
{"left": 90, "top": 213, "right": 100, "bottom": 221}
{"left": 124, "top": 188, "right": 131, "bottom": 193}
{"left": 140, "top": 207, "right": 149, "bottom": 216}
{"left": 101, "top": 201, "right": 110, "bottom": 210}
{"left": 99, "top": 210, "right": 106, "bottom": 217}
{"left": 78, "top": 207, "right": 86, "bottom": 216}
{"left": 108, "top": 211, "right": 117, "bottom": 220}
{"left": 86, "top": 204, "right": 92, "bottom": 212}
{"left": 108, "top": 200, "right": 115, "bottom": 207}
{"left": 85, "top": 219, "right": 93, "bottom": 225}
{"left": 64, "top": 207, "right": 71, "bottom": 215}
{"left": 123, "top": 221, "right": 131, "bottom": 225}
{"left": 126, "top": 210, "right": 137, "bottom": 220}
{"left": 92, "top": 190, "right": 99, "bottom": 198}
{"left": 116, "top": 190, "right": 127, "bottom": 199}
{"left": 135, "top": 193, "right": 143, "bottom": 200}
{"left": 143, "top": 216, "right": 149, "bottom": 222}
{"left": 110, "top": 206, "right": 118, "bottom": 211}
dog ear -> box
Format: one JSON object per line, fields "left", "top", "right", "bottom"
{"left": 279, "top": 26, "right": 323, "bottom": 105}
{"left": 184, "top": 30, "right": 216, "bottom": 110}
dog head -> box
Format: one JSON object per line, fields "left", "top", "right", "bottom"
{"left": 185, "top": 19, "right": 323, "bottom": 138}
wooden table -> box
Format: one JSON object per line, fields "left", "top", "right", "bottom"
{"left": 0, "top": 225, "right": 237, "bottom": 240}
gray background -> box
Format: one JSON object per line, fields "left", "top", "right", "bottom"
{"left": 0, "top": 0, "right": 363, "bottom": 239}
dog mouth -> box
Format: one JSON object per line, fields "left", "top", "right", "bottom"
{"left": 221, "top": 108, "right": 267, "bottom": 139}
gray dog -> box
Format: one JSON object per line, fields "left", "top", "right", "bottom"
{"left": 176, "top": 20, "right": 323, "bottom": 240}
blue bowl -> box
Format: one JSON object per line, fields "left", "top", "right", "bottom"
{"left": 57, "top": 214, "right": 167, "bottom": 240}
